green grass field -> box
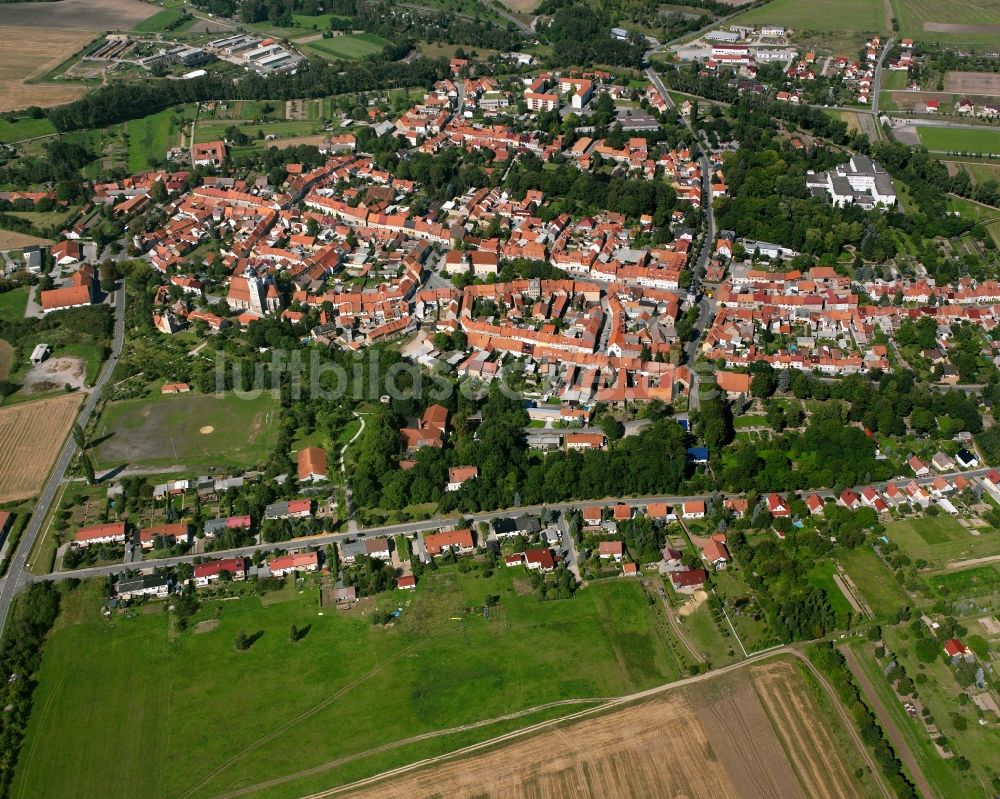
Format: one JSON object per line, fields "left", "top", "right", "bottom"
{"left": 918, "top": 126, "right": 1000, "bottom": 155}
{"left": 955, "top": 160, "right": 1000, "bottom": 184}
{"left": 806, "top": 559, "right": 853, "bottom": 616}
{"left": 890, "top": 0, "right": 1000, "bottom": 45}
{"left": 0, "top": 117, "right": 56, "bottom": 144}
{"left": 848, "top": 637, "right": 995, "bottom": 799}
{"left": 126, "top": 109, "right": 178, "bottom": 172}
{"left": 131, "top": 8, "right": 189, "bottom": 32}
{"left": 307, "top": 33, "right": 391, "bottom": 60}
{"left": 838, "top": 547, "right": 909, "bottom": 617}
{"left": 883, "top": 515, "right": 1000, "bottom": 569}
{"left": 0, "top": 287, "right": 28, "bottom": 322}
{"left": 92, "top": 391, "right": 279, "bottom": 470}
{"left": 12, "top": 569, "right": 683, "bottom": 799}
{"left": 925, "top": 563, "right": 1000, "bottom": 596}
{"left": 730, "top": 0, "right": 883, "bottom": 52}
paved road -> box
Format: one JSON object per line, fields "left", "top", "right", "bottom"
{"left": 28, "top": 464, "right": 996, "bottom": 586}
{"left": 840, "top": 644, "right": 936, "bottom": 799}
{"left": 0, "top": 284, "right": 126, "bottom": 636}
{"left": 870, "top": 37, "right": 894, "bottom": 119}
{"left": 644, "top": 65, "right": 715, "bottom": 407}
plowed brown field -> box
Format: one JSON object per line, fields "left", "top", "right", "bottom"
{"left": 0, "top": 393, "right": 80, "bottom": 502}
{"left": 330, "top": 661, "right": 865, "bottom": 799}
{"left": 753, "top": 661, "right": 860, "bottom": 799}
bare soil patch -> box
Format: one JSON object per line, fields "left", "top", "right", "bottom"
{"left": 21, "top": 357, "right": 87, "bottom": 393}
{"left": 678, "top": 588, "right": 708, "bottom": 617}
{"left": 0, "top": 392, "right": 81, "bottom": 502}
{"left": 979, "top": 616, "right": 1000, "bottom": 635}
{"left": 199, "top": 425, "right": 214, "bottom": 434}
{"left": 195, "top": 619, "right": 220, "bottom": 634}
{"left": 0, "top": 27, "right": 95, "bottom": 112}
{"left": 945, "top": 71, "right": 1000, "bottom": 96}
{"left": 925, "top": 22, "right": 1000, "bottom": 33}
{"left": 265, "top": 134, "right": 327, "bottom": 148}
{"left": 0, "top": 0, "right": 156, "bottom": 30}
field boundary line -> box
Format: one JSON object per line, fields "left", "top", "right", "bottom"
{"left": 293, "top": 646, "right": 892, "bottom": 799}
{"left": 210, "top": 697, "right": 609, "bottom": 799}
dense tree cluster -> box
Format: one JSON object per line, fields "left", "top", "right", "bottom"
{"left": 504, "top": 154, "right": 678, "bottom": 224}
{"left": 809, "top": 643, "right": 919, "bottom": 799}
{"left": 46, "top": 53, "right": 446, "bottom": 132}
{"left": 0, "top": 583, "right": 62, "bottom": 798}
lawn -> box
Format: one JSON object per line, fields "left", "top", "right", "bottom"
{"left": 838, "top": 547, "right": 909, "bottom": 617}
{"left": 917, "top": 126, "right": 1000, "bottom": 155}
{"left": 0, "top": 287, "right": 28, "bottom": 322}
{"left": 92, "top": 391, "right": 280, "bottom": 471}
{"left": 680, "top": 598, "right": 739, "bottom": 666}
{"left": 131, "top": 8, "right": 189, "bottom": 32}
{"left": 947, "top": 195, "right": 1000, "bottom": 247}
{"left": 883, "top": 515, "right": 1000, "bottom": 569}
{"left": 126, "top": 108, "right": 180, "bottom": 172}
{"left": 0, "top": 116, "right": 56, "bottom": 144}
{"left": 12, "top": 568, "right": 683, "bottom": 799}
{"left": 890, "top": 0, "right": 1000, "bottom": 45}
{"left": 806, "top": 559, "right": 853, "bottom": 617}
{"left": 307, "top": 33, "right": 391, "bottom": 60}
{"left": 924, "top": 563, "right": 1000, "bottom": 597}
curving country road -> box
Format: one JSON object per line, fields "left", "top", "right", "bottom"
{"left": 0, "top": 285, "right": 126, "bottom": 636}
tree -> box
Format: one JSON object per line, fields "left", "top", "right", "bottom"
{"left": 80, "top": 454, "right": 96, "bottom": 485}
{"left": 235, "top": 631, "right": 251, "bottom": 650}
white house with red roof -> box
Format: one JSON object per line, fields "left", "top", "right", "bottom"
{"left": 805, "top": 493, "right": 825, "bottom": 515}
{"left": 766, "top": 493, "right": 790, "bottom": 518}
{"left": 192, "top": 557, "right": 247, "bottom": 586}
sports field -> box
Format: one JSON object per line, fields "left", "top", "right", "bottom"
{"left": 883, "top": 515, "right": 1000, "bottom": 569}
{"left": 890, "top": 0, "right": 1000, "bottom": 45}
{"left": 12, "top": 569, "right": 686, "bottom": 799}
{"left": 92, "top": 391, "right": 279, "bottom": 471}
{"left": 918, "top": 126, "right": 1000, "bottom": 155}
{"left": 307, "top": 33, "right": 391, "bottom": 60}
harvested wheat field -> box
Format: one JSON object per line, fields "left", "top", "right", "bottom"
{"left": 0, "top": 28, "right": 95, "bottom": 112}
{"left": 945, "top": 71, "right": 1000, "bottom": 97}
{"left": 0, "top": 393, "right": 81, "bottom": 502}
{"left": 753, "top": 660, "right": 862, "bottom": 799}
{"left": 0, "top": 0, "right": 156, "bottom": 30}
{"left": 331, "top": 660, "right": 867, "bottom": 799}
{"left": 0, "top": 230, "right": 53, "bottom": 249}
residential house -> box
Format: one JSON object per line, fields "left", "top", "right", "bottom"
{"left": 447, "top": 466, "right": 479, "bottom": 491}
{"left": 598, "top": 540, "right": 624, "bottom": 562}
{"left": 297, "top": 447, "right": 328, "bottom": 482}
{"left": 766, "top": 493, "right": 791, "bottom": 518}
{"left": 682, "top": 500, "right": 705, "bottom": 519}
{"left": 74, "top": 522, "right": 127, "bottom": 548}
{"left": 701, "top": 535, "right": 729, "bottom": 570}
{"left": 193, "top": 557, "right": 247, "bottom": 586}
{"left": 269, "top": 551, "right": 319, "bottom": 576}
{"left": 671, "top": 568, "right": 708, "bottom": 593}
{"left": 424, "top": 528, "right": 475, "bottom": 557}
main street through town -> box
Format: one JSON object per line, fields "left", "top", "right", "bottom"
{"left": 24, "top": 465, "right": 997, "bottom": 588}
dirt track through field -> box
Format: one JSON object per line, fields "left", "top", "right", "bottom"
{"left": 305, "top": 657, "right": 872, "bottom": 799}
{"left": 839, "top": 646, "right": 937, "bottom": 799}
{"left": 0, "top": 393, "right": 81, "bottom": 502}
